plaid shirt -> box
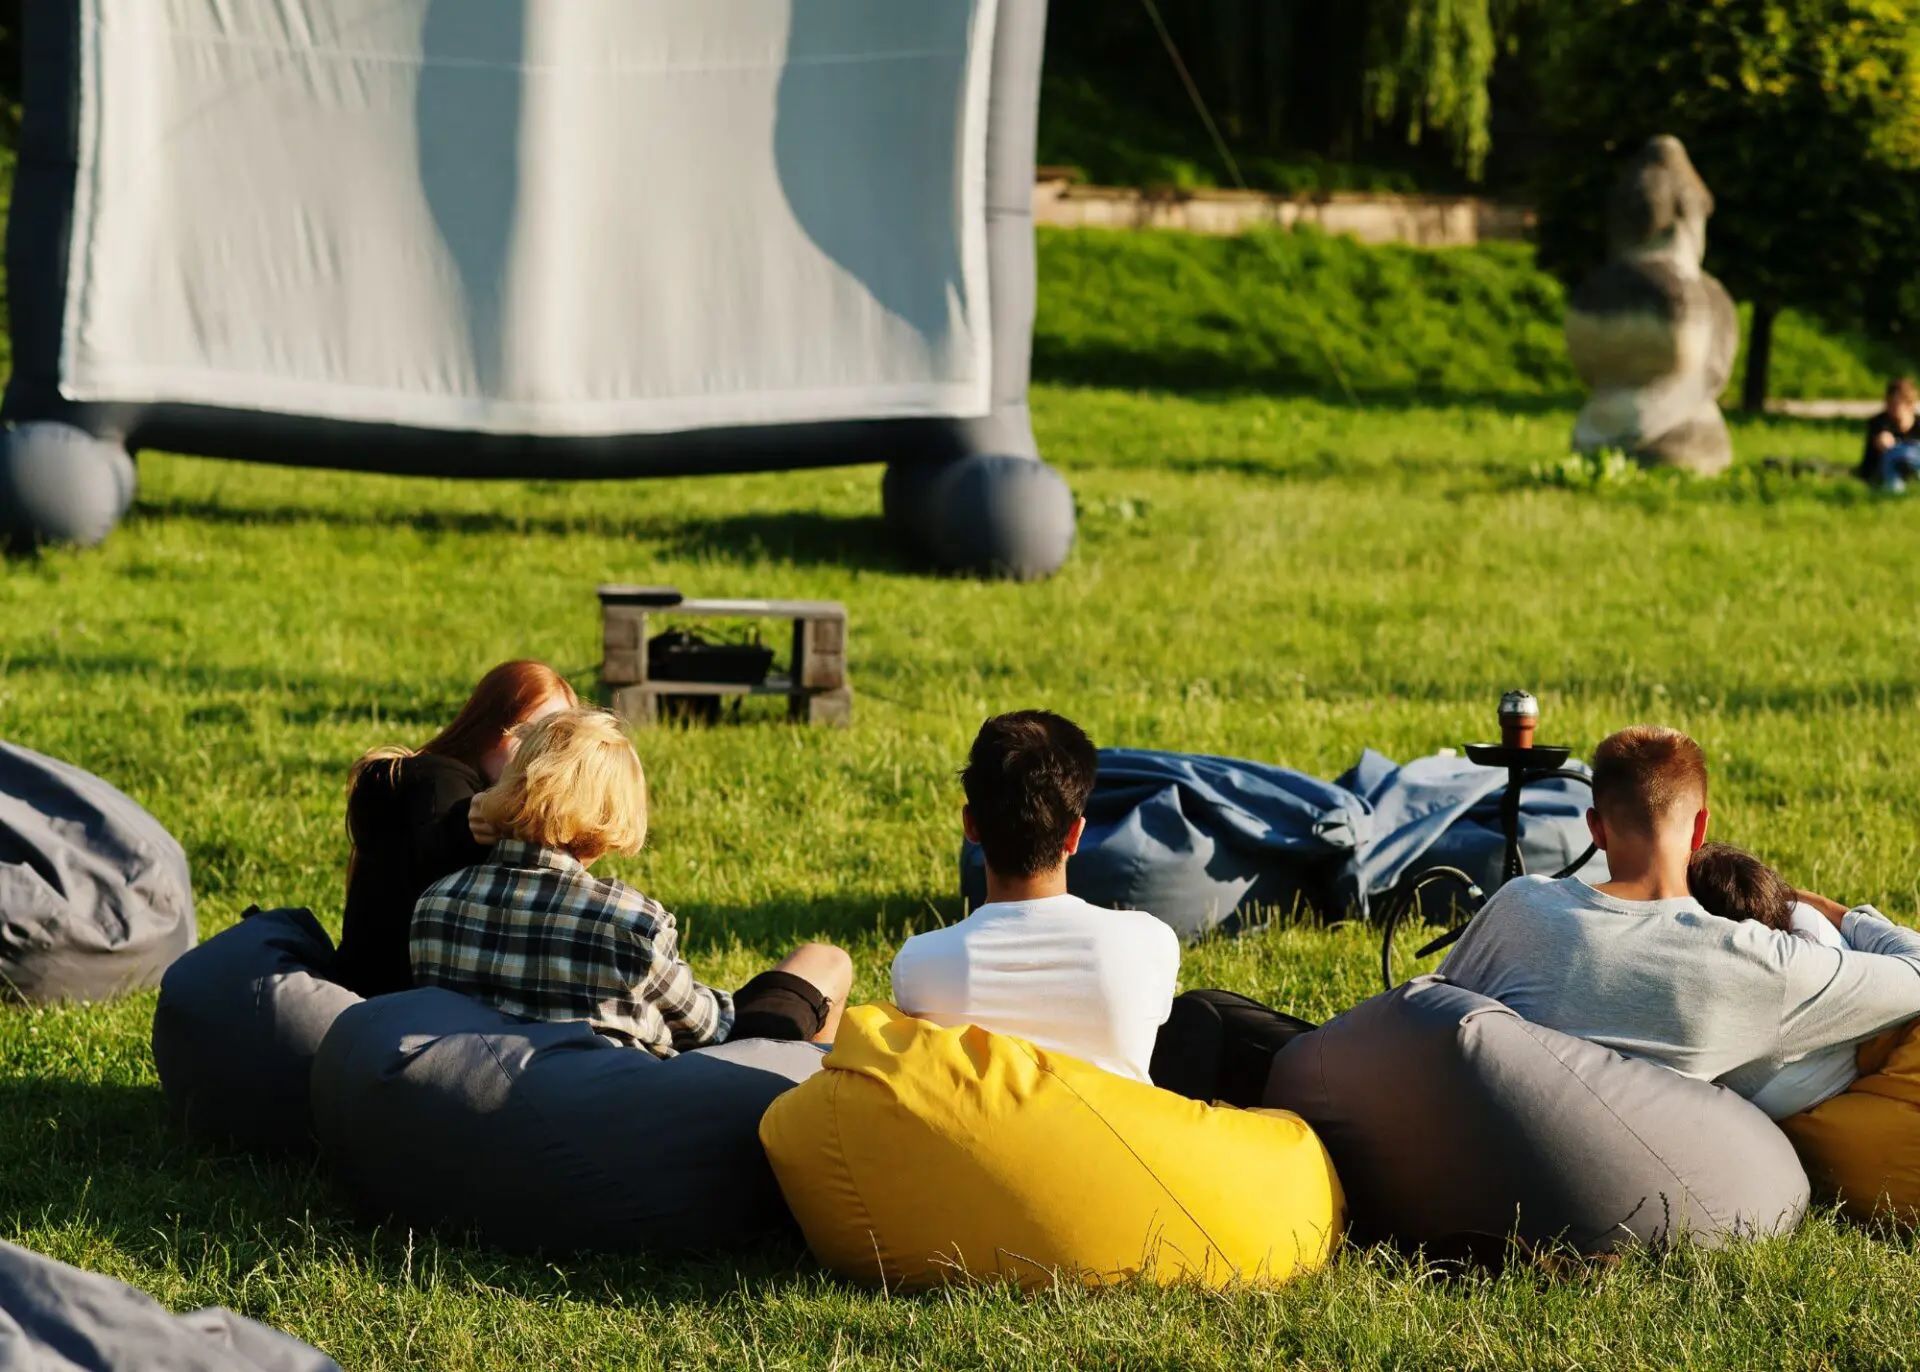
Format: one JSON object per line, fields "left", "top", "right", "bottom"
{"left": 410, "top": 839, "right": 733, "bottom": 1056}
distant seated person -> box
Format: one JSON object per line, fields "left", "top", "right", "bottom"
{"left": 890, "top": 710, "right": 1180, "bottom": 1082}
{"left": 410, "top": 708, "right": 852, "bottom": 1054}
{"left": 1861, "top": 376, "right": 1920, "bottom": 491}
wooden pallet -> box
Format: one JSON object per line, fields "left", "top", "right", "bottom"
{"left": 598, "top": 586, "right": 851, "bottom": 727}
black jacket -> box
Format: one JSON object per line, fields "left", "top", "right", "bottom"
{"left": 336, "top": 753, "right": 489, "bottom": 996}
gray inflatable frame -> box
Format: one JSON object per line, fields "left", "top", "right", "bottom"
{"left": 1, "top": 3, "right": 1074, "bottom": 579}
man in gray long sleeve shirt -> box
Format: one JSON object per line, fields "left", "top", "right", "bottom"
{"left": 1439, "top": 725, "right": 1920, "bottom": 1101}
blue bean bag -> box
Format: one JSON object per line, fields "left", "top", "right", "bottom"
{"left": 0, "top": 740, "right": 194, "bottom": 1002}
{"left": 0, "top": 1239, "right": 338, "bottom": 1371}
{"left": 152, "top": 906, "right": 362, "bottom": 1155}
{"left": 1265, "top": 978, "right": 1808, "bottom": 1255}
{"left": 309, "top": 989, "right": 825, "bottom": 1253}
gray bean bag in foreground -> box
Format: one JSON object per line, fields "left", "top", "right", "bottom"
{"left": 0, "top": 1239, "right": 338, "bottom": 1372}
{"left": 310, "top": 988, "right": 826, "bottom": 1253}
{"left": 152, "top": 907, "right": 362, "bottom": 1155}
{"left": 0, "top": 740, "right": 194, "bottom": 1003}
{"left": 1265, "top": 978, "right": 1808, "bottom": 1256}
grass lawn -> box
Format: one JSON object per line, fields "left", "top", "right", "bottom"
{"left": 5, "top": 230, "right": 1920, "bottom": 1367}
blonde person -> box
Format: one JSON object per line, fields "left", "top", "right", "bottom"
{"left": 410, "top": 708, "right": 851, "bottom": 1053}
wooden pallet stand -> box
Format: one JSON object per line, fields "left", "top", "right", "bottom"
{"left": 598, "top": 585, "right": 851, "bottom": 727}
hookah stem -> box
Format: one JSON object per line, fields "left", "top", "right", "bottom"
{"left": 1501, "top": 762, "right": 1527, "bottom": 884}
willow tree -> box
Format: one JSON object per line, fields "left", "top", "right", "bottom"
{"left": 1048, "top": 0, "right": 1514, "bottom": 182}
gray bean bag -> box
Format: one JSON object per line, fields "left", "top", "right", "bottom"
{"left": 1265, "top": 978, "right": 1808, "bottom": 1255}
{"left": 0, "top": 740, "right": 194, "bottom": 1003}
{"left": 152, "top": 906, "right": 362, "bottom": 1155}
{"left": 0, "top": 1240, "right": 338, "bottom": 1372}
{"left": 309, "top": 988, "right": 826, "bottom": 1253}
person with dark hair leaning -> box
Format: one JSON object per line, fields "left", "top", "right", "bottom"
{"left": 337, "top": 660, "right": 578, "bottom": 996}
{"left": 890, "top": 711, "right": 1314, "bottom": 1104}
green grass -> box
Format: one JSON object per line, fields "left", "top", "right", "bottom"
{"left": 7, "top": 228, "right": 1920, "bottom": 1367}
{"left": 1037, "top": 226, "right": 1918, "bottom": 404}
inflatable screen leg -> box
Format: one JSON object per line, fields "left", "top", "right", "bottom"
{"left": 0, "top": 422, "right": 135, "bottom": 550}
{"left": 882, "top": 453, "right": 1075, "bottom": 580}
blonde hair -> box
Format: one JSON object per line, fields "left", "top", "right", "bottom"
{"left": 473, "top": 708, "right": 648, "bottom": 863}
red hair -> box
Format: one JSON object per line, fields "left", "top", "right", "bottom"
{"left": 347, "top": 660, "right": 576, "bottom": 875}
{"left": 348, "top": 660, "right": 579, "bottom": 807}
{"left": 415, "top": 660, "right": 579, "bottom": 771}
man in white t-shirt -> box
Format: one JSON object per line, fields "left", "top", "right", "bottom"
{"left": 889, "top": 710, "right": 1180, "bottom": 1082}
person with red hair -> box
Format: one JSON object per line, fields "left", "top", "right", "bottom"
{"left": 336, "top": 660, "right": 578, "bottom": 995}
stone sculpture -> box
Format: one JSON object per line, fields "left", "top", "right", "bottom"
{"left": 1564, "top": 135, "right": 1739, "bottom": 475}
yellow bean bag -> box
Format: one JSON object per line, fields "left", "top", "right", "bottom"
{"left": 1781, "top": 1021, "right": 1920, "bottom": 1224}
{"left": 758, "top": 1003, "right": 1344, "bottom": 1290}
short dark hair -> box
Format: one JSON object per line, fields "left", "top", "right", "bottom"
{"left": 1687, "top": 843, "right": 1794, "bottom": 932}
{"left": 1888, "top": 376, "right": 1917, "bottom": 406}
{"left": 962, "top": 711, "right": 1097, "bottom": 878}
{"left": 1591, "top": 725, "right": 1708, "bottom": 835}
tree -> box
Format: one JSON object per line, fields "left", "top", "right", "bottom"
{"left": 1532, "top": 0, "right": 1920, "bottom": 410}
{"left": 1044, "top": 0, "right": 1521, "bottom": 184}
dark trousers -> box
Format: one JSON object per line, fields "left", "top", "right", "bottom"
{"left": 1149, "top": 989, "right": 1317, "bottom": 1108}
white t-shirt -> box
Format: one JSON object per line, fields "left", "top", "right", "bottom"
{"left": 888, "top": 894, "right": 1181, "bottom": 1082}
{"left": 1748, "top": 904, "right": 1868, "bottom": 1119}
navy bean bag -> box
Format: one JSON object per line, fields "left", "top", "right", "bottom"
{"left": 309, "top": 988, "right": 826, "bottom": 1253}
{"left": 1265, "top": 978, "right": 1808, "bottom": 1256}
{"left": 152, "top": 907, "right": 362, "bottom": 1155}
{"left": 0, "top": 740, "right": 194, "bottom": 1003}
{"left": 0, "top": 1239, "right": 338, "bottom": 1371}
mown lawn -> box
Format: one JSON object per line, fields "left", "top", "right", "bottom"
{"left": 5, "top": 231, "right": 1920, "bottom": 1367}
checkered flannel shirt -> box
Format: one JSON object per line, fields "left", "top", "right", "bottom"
{"left": 410, "top": 839, "right": 734, "bottom": 1056}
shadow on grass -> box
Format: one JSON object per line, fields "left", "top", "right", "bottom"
{"left": 129, "top": 494, "right": 908, "bottom": 571}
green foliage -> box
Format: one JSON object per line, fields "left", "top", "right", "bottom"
{"left": 1033, "top": 226, "right": 1912, "bottom": 401}
{"left": 1043, "top": 0, "right": 1520, "bottom": 186}
{"left": 1038, "top": 76, "right": 1426, "bottom": 194}
{"left": 1363, "top": 0, "right": 1498, "bottom": 176}
{"left": 1533, "top": 0, "right": 1920, "bottom": 385}
{"left": 5, "top": 381, "right": 1920, "bottom": 1367}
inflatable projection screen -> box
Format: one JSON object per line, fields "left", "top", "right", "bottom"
{"left": 2, "top": 1, "right": 1073, "bottom": 578}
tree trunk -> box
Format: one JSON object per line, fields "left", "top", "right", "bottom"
{"left": 1741, "top": 300, "right": 1777, "bottom": 414}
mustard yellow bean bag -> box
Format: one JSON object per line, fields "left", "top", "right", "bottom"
{"left": 1781, "top": 1021, "right": 1920, "bottom": 1224}
{"left": 758, "top": 1004, "right": 1344, "bottom": 1290}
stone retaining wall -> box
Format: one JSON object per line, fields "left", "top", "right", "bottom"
{"left": 1033, "top": 178, "right": 1536, "bottom": 247}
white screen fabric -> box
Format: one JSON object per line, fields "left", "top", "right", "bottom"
{"left": 60, "top": 0, "right": 998, "bottom": 436}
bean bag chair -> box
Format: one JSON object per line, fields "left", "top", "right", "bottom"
{"left": 0, "top": 740, "right": 194, "bottom": 1003}
{"left": 0, "top": 1239, "right": 338, "bottom": 1371}
{"left": 1780, "top": 1020, "right": 1920, "bottom": 1225}
{"left": 309, "top": 988, "right": 825, "bottom": 1253}
{"left": 1265, "top": 978, "right": 1808, "bottom": 1256}
{"left": 152, "top": 906, "right": 362, "bottom": 1155}
{"left": 759, "top": 1003, "right": 1344, "bottom": 1290}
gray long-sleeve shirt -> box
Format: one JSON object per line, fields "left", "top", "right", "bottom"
{"left": 1439, "top": 875, "right": 1920, "bottom": 1102}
